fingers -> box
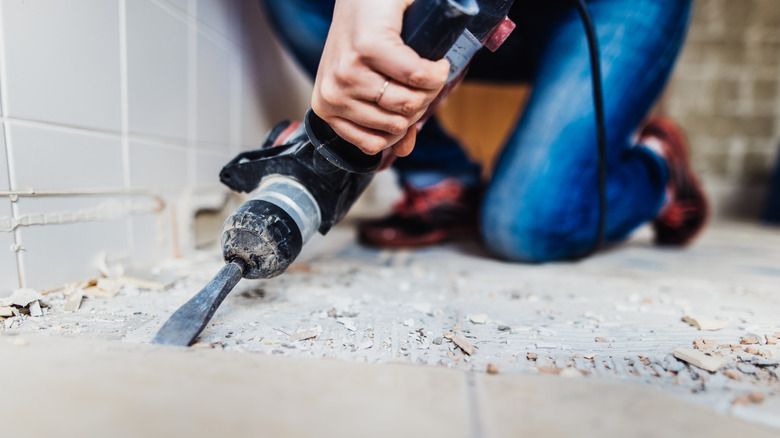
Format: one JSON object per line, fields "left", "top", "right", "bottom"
{"left": 391, "top": 124, "right": 417, "bottom": 157}
{"left": 361, "top": 41, "right": 450, "bottom": 91}
{"left": 326, "top": 116, "right": 405, "bottom": 155}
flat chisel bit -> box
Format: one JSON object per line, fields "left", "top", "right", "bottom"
{"left": 152, "top": 261, "right": 244, "bottom": 346}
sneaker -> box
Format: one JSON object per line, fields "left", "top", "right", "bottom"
{"left": 640, "top": 117, "right": 710, "bottom": 246}
{"left": 358, "top": 178, "right": 480, "bottom": 248}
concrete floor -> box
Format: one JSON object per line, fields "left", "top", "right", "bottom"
{"left": 2, "top": 220, "right": 780, "bottom": 436}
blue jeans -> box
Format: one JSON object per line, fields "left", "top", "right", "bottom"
{"left": 262, "top": 0, "right": 692, "bottom": 261}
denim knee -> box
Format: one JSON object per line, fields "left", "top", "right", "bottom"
{"left": 480, "top": 185, "right": 595, "bottom": 263}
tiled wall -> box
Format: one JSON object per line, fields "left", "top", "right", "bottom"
{"left": 0, "top": 0, "right": 312, "bottom": 293}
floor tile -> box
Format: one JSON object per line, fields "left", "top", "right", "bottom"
{"left": 0, "top": 335, "right": 472, "bottom": 438}
{"left": 474, "top": 373, "right": 778, "bottom": 438}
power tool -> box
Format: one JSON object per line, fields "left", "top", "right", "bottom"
{"left": 153, "top": 0, "right": 518, "bottom": 346}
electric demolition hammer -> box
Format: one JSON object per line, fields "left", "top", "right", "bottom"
{"left": 153, "top": 0, "right": 516, "bottom": 346}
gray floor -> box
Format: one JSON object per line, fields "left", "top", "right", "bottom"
{"left": 3, "top": 220, "right": 780, "bottom": 432}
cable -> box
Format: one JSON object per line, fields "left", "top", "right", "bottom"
{"left": 572, "top": 0, "right": 608, "bottom": 258}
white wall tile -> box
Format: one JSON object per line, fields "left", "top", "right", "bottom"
{"left": 128, "top": 139, "right": 187, "bottom": 194}
{"left": 15, "top": 198, "right": 129, "bottom": 290}
{"left": 0, "top": 200, "right": 19, "bottom": 296}
{"left": 196, "top": 34, "right": 231, "bottom": 149}
{"left": 2, "top": 0, "right": 121, "bottom": 132}
{"left": 0, "top": 123, "right": 9, "bottom": 190}
{"left": 0, "top": 123, "right": 15, "bottom": 295}
{"left": 196, "top": 0, "right": 236, "bottom": 40}
{"left": 7, "top": 123, "right": 123, "bottom": 191}
{"left": 195, "top": 149, "right": 230, "bottom": 185}
{"left": 165, "top": 0, "right": 188, "bottom": 13}
{"left": 238, "top": 1, "right": 312, "bottom": 150}
{"left": 131, "top": 212, "right": 174, "bottom": 267}
{"left": 127, "top": 0, "right": 188, "bottom": 140}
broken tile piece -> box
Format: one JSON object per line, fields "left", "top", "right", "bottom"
{"left": 0, "top": 306, "right": 13, "bottom": 317}
{"left": 64, "top": 290, "right": 85, "bottom": 312}
{"left": 741, "top": 336, "right": 758, "bottom": 345}
{"left": 595, "top": 337, "right": 611, "bottom": 343}
{"left": 451, "top": 335, "right": 475, "bottom": 356}
{"left": 469, "top": 314, "right": 488, "bottom": 324}
{"left": 81, "top": 278, "right": 121, "bottom": 298}
{"left": 681, "top": 315, "right": 728, "bottom": 331}
{"left": 694, "top": 339, "right": 719, "bottom": 350}
{"left": 526, "top": 352, "right": 538, "bottom": 360}
{"left": 766, "top": 334, "right": 778, "bottom": 345}
{"left": 289, "top": 326, "right": 322, "bottom": 341}
{"left": 673, "top": 348, "right": 729, "bottom": 372}
{"left": 28, "top": 300, "right": 43, "bottom": 317}
{"left": 2, "top": 288, "right": 45, "bottom": 308}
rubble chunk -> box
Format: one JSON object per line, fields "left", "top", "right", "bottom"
{"left": 723, "top": 370, "right": 741, "bottom": 381}
{"left": 766, "top": 334, "right": 778, "bottom": 345}
{"left": 693, "top": 339, "right": 718, "bottom": 350}
{"left": 28, "top": 300, "right": 42, "bottom": 317}
{"left": 487, "top": 364, "right": 499, "bottom": 375}
{"left": 289, "top": 326, "right": 322, "bottom": 341}
{"left": 527, "top": 352, "right": 538, "bottom": 360}
{"left": 595, "top": 337, "right": 611, "bottom": 343}
{"left": 1, "top": 289, "right": 44, "bottom": 308}
{"left": 451, "top": 335, "right": 475, "bottom": 356}
{"left": 0, "top": 306, "right": 14, "bottom": 318}
{"left": 470, "top": 314, "right": 488, "bottom": 324}
{"left": 673, "top": 348, "right": 729, "bottom": 372}
{"left": 681, "top": 315, "right": 728, "bottom": 331}
{"left": 741, "top": 336, "right": 758, "bottom": 345}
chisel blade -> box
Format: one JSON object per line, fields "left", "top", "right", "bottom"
{"left": 152, "top": 261, "right": 244, "bottom": 346}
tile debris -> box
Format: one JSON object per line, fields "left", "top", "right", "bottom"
{"left": 682, "top": 315, "right": 729, "bottom": 331}
{"left": 469, "top": 314, "right": 488, "bottom": 324}
{"left": 1, "top": 289, "right": 47, "bottom": 317}
{"left": 673, "top": 348, "right": 729, "bottom": 373}
{"left": 289, "top": 327, "right": 323, "bottom": 341}
{"left": 451, "top": 335, "right": 475, "bottom": 356}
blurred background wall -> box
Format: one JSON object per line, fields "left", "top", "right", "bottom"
{"left": 0, "top": 0, "right": 778, "bottom": 294}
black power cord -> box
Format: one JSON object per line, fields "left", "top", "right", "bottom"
{"left": 572, "top": 0, "right": 608, "bottom": 257}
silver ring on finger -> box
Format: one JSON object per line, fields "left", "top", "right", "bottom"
{"left": 374, "top": 79, "right": 391, "bottom": 104}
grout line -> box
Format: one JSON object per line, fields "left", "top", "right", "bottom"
{"left": 186, "top": 0, "right": 198, "bottom": 187}
{"left": 0, "top": 115, "right": 225, "bottom": 150}
{"left": 0, "top": 0, "right": 25, "bottom": 288}
{"left": 119, "top": 0, "right": 135, "bottom": 261}
{"left": 151, "top": 0, "right": 240, "bottom": 52}
{"left": 228, "top": 1, "right": 242, "bottom": 157}
{"left": 465, "top": 372, "right": 488, "bottom": 438}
